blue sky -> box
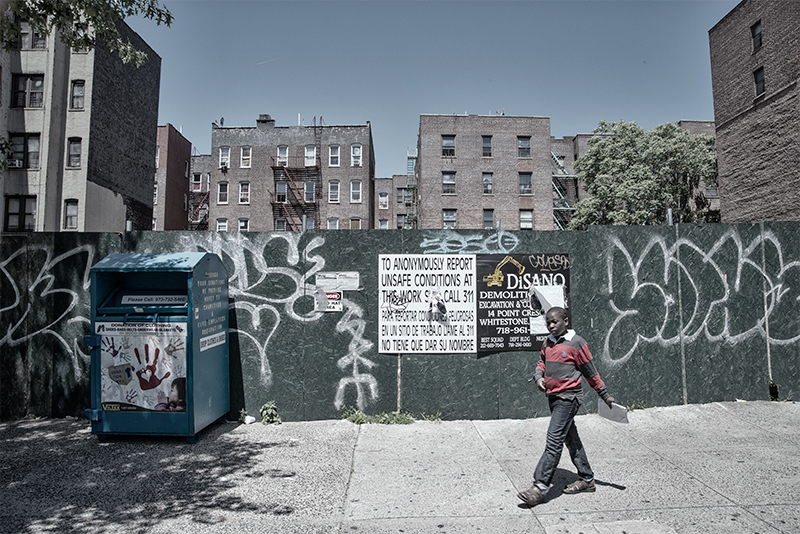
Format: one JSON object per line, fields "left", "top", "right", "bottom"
{"left": 129, "top": 0, "right": 739, "bottom": 177}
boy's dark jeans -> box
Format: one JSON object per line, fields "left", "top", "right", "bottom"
{"left": 534, "top": 396, "right": 594, "bottom": 489}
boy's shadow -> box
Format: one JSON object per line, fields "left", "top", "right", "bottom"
{"left": 518, "top": 468, "right": 626, "bottom": 508}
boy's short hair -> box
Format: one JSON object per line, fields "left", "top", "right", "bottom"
{"left": 546, "top": 306, "right": 568, "bottom": 320}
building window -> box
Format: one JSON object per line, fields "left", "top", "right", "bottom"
{"left": 397, "top": 215, "right": 406, "bottom": 229}
{"left": 329, "top": 145, "right": 340, "bottom": 166}
{"left": 350, "top": 218, "right": 361, "bottom": 229}
{"left": 19, "top": 20, "right": 46, "bottom": 49}
{"left": 12, "top": 74, "right": 44, "bottom": 108}
{"left": 443, "top": 209, "right": 456, "bottom": 229}
{"left": 483, "top": 209, "right": 494, "bottom": 229}
{"left": 153, "top": 181, "right": 158, "bottom": 204}
{"left": 305, "top": 217, "right": 314, "bottom": 231}
{"left": 216, "top": 219, "right": 227, "bottom": 232}
{"left": 155, "top": 146, "right": 159, "bottom": 168}
{"left": 5, "top": 196, "right": 36, "bottom": 231}
{"left": 10, "top": 134, "right": 40, "bottom": 168}
{"left": 328, "top": 180, "right": 340, "bottom": 203}
{"left": 397, "top": 188, "right": 405, "bottom": 203}
{"left": 483, "top": 173, "right": 493, "bottom": 194}
{"left": 67, "top": 138, "right": 81, "bottom": 167}
{"left": 304, "top": 182, "right": 315, "bottom": 203}
{"left": 63, "top": 199, "right": 78, "bottom": 229}
{"left": 379, "top": 219, "right": 388, "bottom": 229}
{"left": 239, "top": 182, "right": 250, "bottom": 204}
{"left": 192, "top": 173, "right": 202, "bottom": 192}
{"left": 276, "top": 182, "right": 287, "bottom": 203}
{"left": 751, "top": 20, "right": 762, "bottom": 51}
{"left": 518, "top": 136, "right": 531, "bottom": 158}
{"left": 217, "top": 182, "right": 229, "bottom": 204}
{"left": 520, "top": 210, "right": 533, "bottom": 230}
{"left": 184, "top": 160, "right": 189, "bottom": 177}
{"left": 70, "top": 80, "right": 85, "bottom": 109}
{"left": 184, "top": 193, "right": 188, "bottom": 211}
{"left": 327, "top": 218, "right": 339, "bottom": 229}
{"left": 442, "top": 172, "right": 456, "bottom": 194}
{"left": 351, "top": 144, "right": 362, "bottom": 166}
{"left": 277, "top": 146, "right": 288, "bottom": 166}
{"left": 519, "top": 173, "right": 532, "bottom": 194}
{"left": 275, "top": 219, "right": 287, "bottom": 231}
{"left": 239, "top": 219, "right": 249, "bottom": 231}
{"left": 351, "top": 180, "right": 362, "bottom": 203}
{"left": 379, "top": 193, "right": 389, "bottom": 209}
{"left": 754, "top": 67, "right": 765, "bottom": 96}
{"left": 442, "top": 135, "right": 455, "bottom": 157}
{"left": 482, "top": 136, "right": 492, "bottom": 157}
{"left": 219, "top": 146, "right": 230, "bottom": 168}
{"left": 240, "top": 146, "right": 251, "bottom": 168}
{"left": 305, "top": 145, "right": 316, "bottom": 166}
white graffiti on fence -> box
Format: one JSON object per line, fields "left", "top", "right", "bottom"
{"left": 0, "top": 244, "right": 94, "bottom": 381}
{"left": 420, "top": 230, "right": 520, "bottom": 254}
{"left": 175, "top": 232, "right": 378, "bottom": 410}
{"left": 602, "top": 228, "right": 800, "bottom": 367}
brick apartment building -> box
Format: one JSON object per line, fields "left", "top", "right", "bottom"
{"left": 153, "top": 124, "right": 191, "bottom": 230}
{"left": 1, "top": 20, "right": 160, "bottom": 233}
{"left": 416, "top": 114, "right": 586, "bottom": 231}
{"left": 206, "top": 115, "right": 375, "bottom": 231}
{"left": 709, "top": 0, "right": 800, "bottom": 222}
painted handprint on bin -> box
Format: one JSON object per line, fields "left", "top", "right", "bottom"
{"left": 134, "top": 344, "right": 170, "bottom": 391}
{"left": 163, "top": 338, "right": 185, "bottom": 358}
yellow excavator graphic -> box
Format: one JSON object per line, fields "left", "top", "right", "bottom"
{"left": 483, "top": 255, "right": 525, "bottom": 287}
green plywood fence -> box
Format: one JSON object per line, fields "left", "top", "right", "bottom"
{"left": 1, "top": 224, "right": 798, "bottom": 421}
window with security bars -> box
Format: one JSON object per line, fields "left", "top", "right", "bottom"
{"left": 442, "top": 135, "right": 455, "bottom": 157}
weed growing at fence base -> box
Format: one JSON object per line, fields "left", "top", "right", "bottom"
{"left": 341, "top": 406, "right": 415, "bottom": 424}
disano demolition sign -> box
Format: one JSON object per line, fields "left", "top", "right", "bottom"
{"left": 379, "top": 254, "right": 477, "bottom": 353}
{"left": 378, "top": 253, "right": 570, "bottom": 355}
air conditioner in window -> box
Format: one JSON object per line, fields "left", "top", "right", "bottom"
{"left": 7, "top": 159, "right": 23, "bottom": 168}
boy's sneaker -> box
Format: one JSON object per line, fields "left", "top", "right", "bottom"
{"left": 563, "top": 479, "right": 596, "bottom": 494}
{"left": 517, "top": 486, "right": 545, "bottom": 506}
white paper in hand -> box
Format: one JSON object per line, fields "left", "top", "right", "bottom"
{"left": 598, "top": 400, "right": 629, "bottom": 424}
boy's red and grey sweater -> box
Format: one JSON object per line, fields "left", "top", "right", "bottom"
{"left": 534, "top": 329, "right": 610, "bottom": 404}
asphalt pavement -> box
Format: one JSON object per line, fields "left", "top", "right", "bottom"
{"left": 1, "top": 400, "right": 798, "bottom": 534}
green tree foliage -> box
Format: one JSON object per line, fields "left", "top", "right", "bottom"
{"left": 0, "top": 0, "right": 172, "bottom": 67}
{"left": 568, "top": 121, "right": 719, "bottom": 229}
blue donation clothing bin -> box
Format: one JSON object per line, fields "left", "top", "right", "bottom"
{"left": 84, "top": 252, "right": 229, "bottom": 442}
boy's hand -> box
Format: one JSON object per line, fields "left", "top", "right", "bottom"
{"left": 604, "top": 396, "right": 615, "bottom": 408}
{"left": 536, "top": 378, "right": 546, "bottom": 392}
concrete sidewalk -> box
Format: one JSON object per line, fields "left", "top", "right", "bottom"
{"left": 1, "top": 401, "right": 798, "bottom": 533}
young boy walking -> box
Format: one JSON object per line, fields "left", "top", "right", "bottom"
{"left": 518, "top": 306, "right": 615, "bottom": 506}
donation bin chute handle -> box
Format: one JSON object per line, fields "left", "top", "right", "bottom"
{"left": 124, "top": 312, "right": 160, "bottom": 324}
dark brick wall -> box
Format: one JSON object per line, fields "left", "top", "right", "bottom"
{"left": 87, "top": 21, "right": 161, "bottom": 230}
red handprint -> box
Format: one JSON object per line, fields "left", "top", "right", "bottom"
{"left": 134, "top": 344, "right": 170, "bottom": 391}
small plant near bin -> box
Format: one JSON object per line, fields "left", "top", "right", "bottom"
{"left": 260, "top": 401, "right": 282, "bottom": 425}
